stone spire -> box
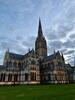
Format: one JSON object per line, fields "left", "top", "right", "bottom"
{"left": 62, "top": 53, "right": 64, "bottom": 61}
{"left": 38, "top": 18, "right": 43, "bottom": 37}
{"left": 35, "top": 18, "right": 47, "bottom": 58}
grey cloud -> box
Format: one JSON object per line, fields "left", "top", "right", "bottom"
{"left": 45, "top": 0, "right": 75, "bottom": 65}
{"left": 0, "top": 35, "right": 36, "bottom": 59}
{"left": 69, "top": 34, "right": 75, "bottom": 39}
{"left": 16, "top": 36, "right": 23, "bottom": 41}
{"left": 57, "top": 23, "right": 73, "bottom": 38}
{"left": 59, "top": 48, "right": 67, "bottom": 54}
{"left": 49, "top": 40, "right": 63, "bottom": 49}
{"left": 0, "top": 37, "right": 26, "bottom": 54}
{"left": 0, "top": 36, "right": 9, "bottom": 41}
{"left": 64, "top": 50, "right": 75, "bottom": 55}
{"left": 46, "top": 21, "right": 74, "bottom": 41}
{"left": 63, "top": 40, "right": 75, "bottom": 48}
{"left": 45, "top": 0, "right": 75, "bottom": 41}
{"left": 46, "top": 30, "right": 57, "bottom": 40}
{"left": 0, "top": 41, "right": 9, "bottom": 49}
{"left": 29, "top": 36, "right": 36, "bottom": 41}
{"left": 22, "top": 36, "right": 36, "bottom": 48}
{"left": 22, "top": 41, "right": 33, "bottom": 47}
{"left": 47, "top": 46, "right": 55, "bottom": 55}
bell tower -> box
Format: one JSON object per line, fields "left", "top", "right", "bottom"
{"left": 35, "top": 18, "right": 47, "bottom": 58}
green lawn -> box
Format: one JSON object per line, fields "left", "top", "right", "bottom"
{"left": 0, "top": 84, "right": 75, "bottom": 100}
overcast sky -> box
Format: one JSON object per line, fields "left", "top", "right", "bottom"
{"left": 0, "top": 0, "right": 75, "bottom": 65}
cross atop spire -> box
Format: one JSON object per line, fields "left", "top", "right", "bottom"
{"left": 38, "top": 17, "right": 43, "bottom": 37}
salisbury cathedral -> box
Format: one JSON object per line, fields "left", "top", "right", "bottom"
{"left": 0, "top": 19, "right": 75, "bottom": 85}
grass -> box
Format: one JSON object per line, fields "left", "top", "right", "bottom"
{"left": 0, "top": 84, "right": 75, "bottom": 100}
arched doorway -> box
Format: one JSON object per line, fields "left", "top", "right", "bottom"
{"left": 8, "top": 74, "right": 12, "bottom": 82}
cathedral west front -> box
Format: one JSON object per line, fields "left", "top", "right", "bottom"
{"left": 0, "top": 19, "right": 74, "bottom": 85}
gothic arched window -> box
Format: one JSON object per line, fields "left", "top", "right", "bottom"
{"left": 8, "top": 74, "right": 12, "bottom": 82}
{"left": 0, "top": 73, "right": 5, "bottom": 82}
{"left": 14, "top": 62, "right": 17, "bottom": 67}
{"left": 14, "top": 74, "right": 18, "bottom": 82}
{"left": 25, "top": 73, "right": 28, "bottom": 81}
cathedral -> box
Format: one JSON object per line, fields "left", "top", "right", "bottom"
{"left": 0, "top": 19, "right": 74, "bottom": 85}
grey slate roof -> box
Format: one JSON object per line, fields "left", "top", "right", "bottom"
{"left": 23, "top": 49, "right": 35, "bottom": 59}
{"left": 9, "top": 52, "right": 23, "bottom": 60}
{"left": 0, "top": 65, "right": 6, "bottom": 70}
{"left": 42, "top": 51, "right": 61, "bottom": 63}
{"left": 8, "top": 49, "right": 35, "bottom": 60}
{"left": 42, "top": 54, "right": 56, "bottom": 63}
